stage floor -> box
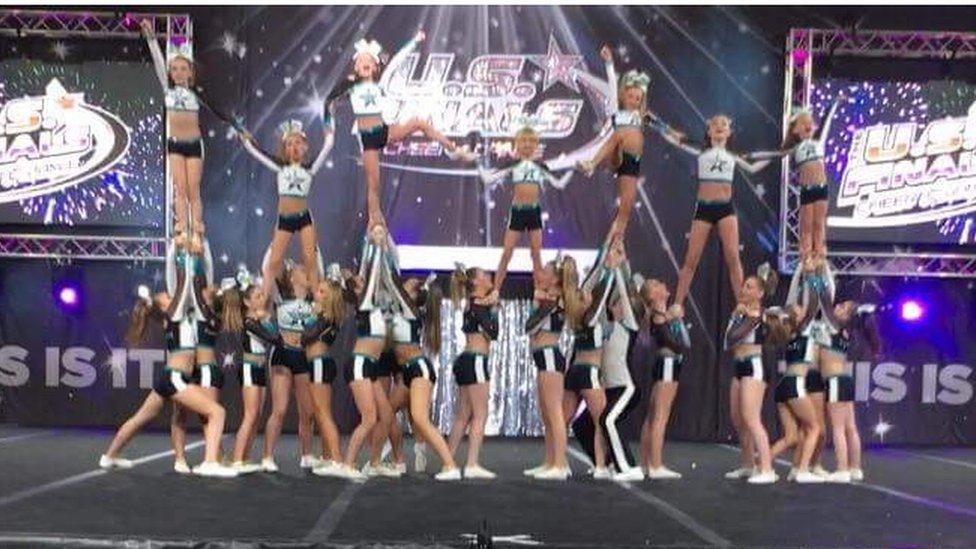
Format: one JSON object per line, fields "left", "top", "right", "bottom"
{"left": 0, "top": 425, "right": 974, "bottom": 548}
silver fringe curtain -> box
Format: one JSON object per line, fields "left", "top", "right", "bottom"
{"left": 429, "top": 299, "right": 572, "bottom": 437}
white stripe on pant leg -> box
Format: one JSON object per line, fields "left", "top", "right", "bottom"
{"left": 663, "top": 357, "right": 674, "bottom": 383}
{"left": 751, "top": 357, "right": 763, "bottom": 381}
{"left": 604, "top": 383, "right": 636, "bottom": 471}
{"left": 475, "top": 356, "right": 486, "bottom": 384}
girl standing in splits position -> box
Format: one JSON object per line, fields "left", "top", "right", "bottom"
{"left": 638, "top": 279, "right": 691, "bottom": 480}
{"left": 723, "top": 265, "right": 779, "bottom": 484}
{"left": 387, "top": 274, "right": 463, "bottom": 480}
{"left": 656, "top": 115, "right": 775, "bottom": 306}
{"left": 100, "top": 238, "right": 236, "bottom": 478}
{"left": 328, "top": 30, "right": 477, "bottom": 230}
{"left": 523, "top": 259, "right": 573, "bottom": 480}
{"left": 262, "top": 262, "right": 317, "bottom": 473}
{"left": 238, "top": 110, "right": 334, "bottom": 294}
{"left": 301, "top": 270, "right": 347, "bottom": 477}
{"left": 577, "top": 45, "right": 651, "bottom": 245}
{"left": 229, "top": 272, "right": 283, "bottom": 474}
{"left": 447, "top": 265, "right": 500, "bottom": 480}
{"left": 477, "top": 123, "right": 572, "bottom": 291}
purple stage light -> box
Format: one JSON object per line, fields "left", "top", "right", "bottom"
{"left": 792, "top": 48, "right": 809, "bottom": 64}
{"left": 900, "top": 299, "right": 924, "bottom": 322}
{"left": 58, "top": 286, "right": 78, "bottom": 306}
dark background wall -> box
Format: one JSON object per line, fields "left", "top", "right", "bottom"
{"left": 1, "top": 5, "right": 974, "bottom": 444}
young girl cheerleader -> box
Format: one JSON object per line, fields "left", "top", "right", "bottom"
{"left": 447, "top": 264, "right": 500, "bottom": 479}
{"left": 328, "top": 30, "right": 477, "bottom": 230}
{"left": 301, "top": 269, "right": 347, "bottom": 477}
{"left": 477, "top": 122, "right": 572, "bottom": 291}
{"left": 723, "top": 264, "right": 779, "bottom": 484}
{"left": 656, "top": 115, "right": 776, "bottom": 306}
{"left": 638, "top": 280, "right": 691, "bottom": 479}
{"left": 100, "top": 237, "right": 236, "bottom": 478}
{"left": 577, "top": 45, "right": 651, "bottom": 245}
{"left": 238, "top": 108, "right": 334, "bottom": 293}
{"left": 387, "top": 274, "right": 462, "bottom": 480}
{"left": 262, "top": 261, "right": 316, "bottom": 472}
{"left": 522, "top": 259, "right": 573, "bottom": 479}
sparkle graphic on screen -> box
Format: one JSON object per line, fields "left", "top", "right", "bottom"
{"left": 0, "top": 62, "right": 164, "bottom": 227}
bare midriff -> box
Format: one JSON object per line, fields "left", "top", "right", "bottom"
{"left": 167, "top": 111, "right": 201, "bottom": 141}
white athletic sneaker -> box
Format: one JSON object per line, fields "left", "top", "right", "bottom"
{"left": 746, "top": 470, "right": 779, "bottom": 485}
{"left": 339, "top": 464, "right": 368, "bottom": 482}
{"left": 434, "top": 467, "right": 462, "bottom": 481}
{"left": 724, "top": 466, "right": 755, "bottom": 480}
{"left": 613, "top": 467, "right": 645, "bottom": 482}
{"left": 812, "top": 465, "right": 830, "bottom": 478}
{"left": 646, "top": 466, "right": 682, "bottom": 480}
{"left": 193, "top": 461, "right": 239, "bottom": 478}
{"left": 232, "top": 461, "right": 263, "bottom": 475}
{"left": 535, "top": 467, "right": 572, "bottom": 481}
{"left": 311, "top": 460, "right": 343, "bottom": 478}
{"left": 413, "top": 441, "right": 428, "bottom": 473}
{"left": 850, "top": 468, "right": 865, "bottom": 482}
{"left": 523, "top": 464, "right": 548, "bottom": 477}
{"left": 299, "top": 455, "right": 318, "bottom": 469}
{"left": 827, "top": 470, "right": 852, "bottom": 484}
{"left": 377, "top": 462, "right": 403, "bottom": 478}
{"left": 394, "top": 461, "right": 407, "bottom": 475}
{"left": 794, "top": 470, "right": 826, "bottom": 484}
{"left": 592, "top": 467, "right": 612, "bottom": 480}
{"left": 445, "top": 145, "right": 478, "bottom": 162}
{"left": 261, "top": 458, "right": 279, "bottom": 473}
{"left": 463, "top": 465, "right": 497, "bottom": 480}
{"left": 98, "top": 455, "right": 134, "bottom": 470}
{"left": 173, "top": 459, "right": 192, "bottom": 475}
{"left": 787, "top": 467, "right": 798, "bottom": 482}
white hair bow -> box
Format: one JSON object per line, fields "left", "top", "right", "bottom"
{"left": 789, "top": 105, "right": 811, "bottom": 123}
{"left": 216, "top": 277, "right": 237, "bottom": 297}
{"left": 277, "top": 119, "right": 306, "bottom": 141}
{"left": 621, "top": 70, "right": 651, "bottom": 92}
{"left": 136, "top": 284, "right": 152, "bottom": 305}
{"left": 236, "top": 266, "right": 254, "bottom": 292}
{"left": 353, "top": 38, "right": 383, "bottom": 63}
{"left": 166, "top": 37, "right": 194, "bottom": 63}
{"left": 326, "top": 263, "right": 345, "bottom": 288}
{"left": 422, "top": 272, "right": 437, "bottom": 291}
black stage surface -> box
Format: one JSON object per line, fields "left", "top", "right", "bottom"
{"left": 0, "top": 425, "right": 974, "bottom": 548}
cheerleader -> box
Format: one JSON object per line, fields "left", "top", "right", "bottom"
{"left": 100, "top": 237, "right": 236, "bottom": 478}
{"left": 656, "top": 115, "right": 775, "bottom": 306}
{"left": 523, "top": 259, "right": 573, "bottom": 479}
{"left": 563, "top": 242, "right": 629, "bottom": 479}
{"left": 638, "top": 279, "right": 691, "bottom": 479}
{"left": 328, "top": 30, "right": 477, "bottom": 230}
{"left": 388, "top": 274, "right": 462, "bottom": 480}
{"left": 262, "top": 261, "right": 316, "bottom": 472}
{"left": 447, "top": 264, "right": 500, "bottom": 479}
{"left": 577, "top": 45, "right": 650, "bottom": 245}
{"left": 477, "top": 122, "right": 572, "bottom": 291}
{"left": 238, "top": 107, "right": 334, "bottom": 293}
{"left": 723, "top": 265, "right": 779, "bottom": 484}
{"left": 140, "top": 20, "right": 232, "bottom": 237}
{"left": 816, "top": 269, "right": 879, "bottom": 483}
{"left": 230, "top": 270, "right": 282, "bottom": 474}
{"left": 301, "top": 267, "right": 347, "bottom": 477}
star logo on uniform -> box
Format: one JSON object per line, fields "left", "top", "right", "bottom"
{"left": 709, "top": 159, "right": 729, "bottom": 173}
{"left": 528, "top": 35, "right": 583, "bottom": 93}
{"left": 362, "top": 90, "right": 378, "bottom": 107}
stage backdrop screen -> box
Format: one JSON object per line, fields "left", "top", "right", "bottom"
{"left": 0, "top": 41, "right": 164, "bottom": 232}
{"left": 815, "top": 77, "right": 976, "bottom": 246}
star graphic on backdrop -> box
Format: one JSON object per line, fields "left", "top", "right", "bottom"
{"left": 873, "top": 414, "right": 893, "bottom": 443}
{"left": 528, "top": 35, "right": 583, "bottom": 93}
{"left": 51, "top": 41, "right": 70, "bottom": 60}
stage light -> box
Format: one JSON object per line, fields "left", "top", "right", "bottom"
{"left": 52, "top": 276, "right": 84, "bottom": 314}
{"left": 58, "top": 286, "right": 78, "bottom": 306}
{"left": 792, "top": 48, "right": 809, "bottom": 65}
{"left": 900, "top": 299, "right": 924, "bottom": 322}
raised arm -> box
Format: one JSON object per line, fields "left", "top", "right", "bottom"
{"left": 525, "top": 299, "right": 558, "bottom": 335}
{"left": 308, "top": 111, "right": 336, "bottom": 175}
{"left": 386, "top": 32, "right": 422, "bottom": 75}
{"left": 477, "top": 163, "right": 514, "bottom": 187}
{"left": 724, "top": 311, "right": 762, "bottom": 349}
{"left": 191, "top": 271, "right": 218, "bottom": 324}
{"left": 539, "top": 162, "right": 573, "bottom": 190}
{"left": 745, "top": 149, "right": 789, "bottom": 161}
{"left": 140, "top": 21, "right": 168, "bottom": 90}
{"left": 612, "top": 267, "right": 639, "bottom": 331}
{"left": 241, "top": 135, "right": 281, "bottom": 172}
{"left": 604, "top": 56, "right": 618, "bottom": 113}
{"left": 733, "top": 154, "right": 772, "bottom": 174}
{"left": 659, "top": 127, "right": 702, "bottom": 156}
{"left": 583, "top": 270, "right": 614, "bottom": 327}
{"left": 815, "top": 97, "right": 841, "bottom": 142}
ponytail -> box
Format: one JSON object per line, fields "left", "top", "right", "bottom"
{"left": 126, "top": 299, "right": 154, "bottom": 347}
{"left": 450, "top": 266, "right": 477, "bottom": 306}
{"left": 219, "top": 287, "right": 244, "bottom": 334}
{"left": 423, "top": 284, "right": 443, "bottom": 355}
{"left": 560, "top": 256, "right": 583, "bottom": 330}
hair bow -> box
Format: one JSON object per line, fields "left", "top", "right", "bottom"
{"left": 216, "top": 277, "right": 237, "bottom": 297}
{"left": 631, "top": 272, "right": 645, "bottom": 289}
{"left": 353, "top": 38, "right": 383, "bottom": 63}
{"left": 422, "top": 272, "right": 437, "bottom": 291}
{"left": 277, "top": 119, "right": 306, "bottom": 141}
{"left": 136, "top": 284, "right": 152, "bottom": 305}
{"left": 235, "top": 266, "right": 254, "bottom": 292}
{"left": 621, "top": 70, "right": 651, "bottom": 91}
{"left": 166, "top": 36, "right": 194, "bottom": 63}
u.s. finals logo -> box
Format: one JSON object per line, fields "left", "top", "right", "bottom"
{"left": 0, "top": 78, "right": 130, "bottom": 204}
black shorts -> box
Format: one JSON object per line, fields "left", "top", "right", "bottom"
{"left": 733, "top": 355, "right": 769, "bottom": 383}
{"left": 402, "top": 356, "right": 437, "bottom": 387}
{"left": 565, "top": 363, "right": 601, "bottom": 391}
{"left": 356, "top": 310, "right": 388, "bottom": 339}
{"left": 652, "top": 354, "right": 683, "bottom": 383}
{"left": 238, "top": 362, "right": 267, "bottom": 388}
{"left": 508, "top": 203, "right": 543, "bottom": 232}
{"left": 309, "top": 355, "right": 337, "bottom": 384}
{"left": 345, "top": 353, "right": 378, "bottom": 382}
{"left": 191, "top": 363, "right": 225, "bottom": 389}
{"left": 167, "top": 137, "right": 203, "bottom": 158}
{"left": 532, "top": 346, "right": 566, "bottom": 373}
{"left": 153, "top": 368, "right": 190, "bottom": 399}
{"left": 453, "top": 352, "right": 490, "bottom": 386}
{"left": 825, "top": 375, "right": 855, "bottom": 403}
{"left": 271, "top": 346, "right": 310, "bottom": 375}
{"left": 616, "top": 151, "right": 640, "bottom": 177}
{"left": 375, "top": 350, "right": 398, "bottom": 378}
{"left": 805, "top": 369, "right": 825, "bottom": 394}
{"left": 800, "top": 183, "right": 829, "bottom": 205}
{"left": 359, "top": 123, "right": 389, "bottom": 151}
{"left": 277, "top": 210, "right": 313, "bottom": 233}
{"left": 694, "top": 200, "right": 735, "bottom": 225}
{"left": 196, "top": 323, "right": 217, "bottom": 349}
{"left": 774, "top": 375, "right": 808, "bottom": 403}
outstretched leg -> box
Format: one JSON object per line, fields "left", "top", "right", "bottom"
{"left": 674, "top": 220, "right": 713, "bottom": 308}
{"left": 716, "top": 215, "right": 744, "bottom": 301}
